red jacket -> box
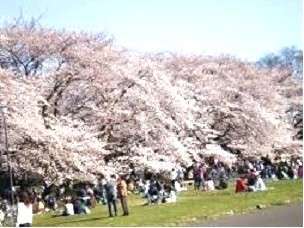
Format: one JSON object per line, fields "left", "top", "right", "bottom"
{"left": 235, "top": 178, "right": 247, "bottom": 193}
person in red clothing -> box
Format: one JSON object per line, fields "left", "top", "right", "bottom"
{"left": 235, "top": 176, "right": 248, "bottom": 193}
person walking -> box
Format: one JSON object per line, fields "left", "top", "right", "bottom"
{"left": 104, "top": 175, "right": 118, "bottom": 217}
{"left": 117, "top": 175, "right": 129, "bottom": 216}
{"left": 16, "top": 191, "right": 33, "bottom": 227}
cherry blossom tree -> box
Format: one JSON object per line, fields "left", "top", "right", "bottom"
{"left": 0, "top": 20, "right": 302, "bottom": 185}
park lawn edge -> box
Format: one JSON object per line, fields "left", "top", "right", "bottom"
{"left": 181, "top": 199, "right": 303, "bottom": 227}
{"left": 182, "top": 180, "right": 302, "bottom": 226}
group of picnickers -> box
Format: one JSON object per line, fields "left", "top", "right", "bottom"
{"left": 191, "top": 155, "right": 303, "bottom": 193}
{"left": 52, "top": 174, "right": 130, "bottom": 218}
{"left": 0, "top": 174, "right": 130, "bottom": 226}
{"left": 0, "top": 155, "right": 302, "bottom": 227}
{"left": 234, "top": 156, "right": 303, "bottom": 193}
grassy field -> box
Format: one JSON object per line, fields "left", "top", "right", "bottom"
{"left": 33, "top": 179, "right": 303, "bottom": 226}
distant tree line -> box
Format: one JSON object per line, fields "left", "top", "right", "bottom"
{"left": 256, "top": 46, "right": 303, "bottom": 80}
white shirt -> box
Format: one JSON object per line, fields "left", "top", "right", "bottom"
{"left": 255, "top": 177, "right": 267, "bottom": 191}
{"left": 170, "top": 170, "right": 178, "bottom": 180}
{"left": 248, "top": 162, "right": 254, "bottom": 170}
{"left": 0, "top": 209, "right": 4, "bottom": 222}
{"left": 174, "top": 181, "right": 182, "bottom": 192}
{"left": 168, "top": 191, "right": 177, "bottom": 203}
{"left": 16, "top": 202, "right": 32, "bottom": 226}
{"left": 206, "top": 180, "right": 215, "bottom": 191}
{"left": 87, "top": 187, "right": 94, "bottom": 195}
{"left": 38, "top": 201, "right": 44, "bottom": 210}
{"left": 101, "top": 179, "right": 107, "bottom": 186}
{"left": 65, "top": 203, "right": 74, "bottom": 215}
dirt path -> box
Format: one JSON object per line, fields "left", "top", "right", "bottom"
{"left": 192, "top": 203, "right": 303, "bottom": 227}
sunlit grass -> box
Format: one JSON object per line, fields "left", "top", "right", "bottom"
{"left": 33, "top": 179, "right": 303, "bottom": 226}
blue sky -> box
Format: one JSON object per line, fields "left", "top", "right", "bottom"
{"left": 0, "top": 0, "right": 302, "bottom": 60}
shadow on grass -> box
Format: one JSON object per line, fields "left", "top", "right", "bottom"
{"left": 46, "top": 216, "right": 109, "bottom": 226}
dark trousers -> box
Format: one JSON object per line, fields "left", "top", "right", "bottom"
{"left": 171, "top": 180, "right": 176, "bottom": 189}
{"left": 19, "top": 223, "right": 32, "bottom": 227}
{"left": 107, "top": 199, "right": 117, "bottom": 216}
{"left": 194, "top": 176, "right": 202, "bottom": 190}
{"left": 120, "top": 197, "right": 129, "bottom": 215}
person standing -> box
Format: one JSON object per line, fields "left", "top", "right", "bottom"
{"left": 298, "top": 165, "right": 303, "bottom": 179}
{"left": 193, "top": 163, "right": 202, "bottom": 191}
{"left": 200, "top": 163, "right": 207, "bottom": 191}
{"left": 104, "top": 175, "right": 118, "bottom": 217}
{"left": 170, "top": 168, "right": 178, "bottom": 189}
{"left": 16, "top": 191, "right": 33, "bottom": 227}
{"left": 117, "top": 176, "right": 129, "bottom": 216}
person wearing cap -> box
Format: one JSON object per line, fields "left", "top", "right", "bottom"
{"left": 117, "top": 175, "right": 129, "bottom": 216}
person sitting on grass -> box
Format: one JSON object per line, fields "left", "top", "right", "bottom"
{"left": 147, "top": 180, "right": 160, "bottom": 204}
{"left": 168, "top": 187, "right": 177, "bottom": 203}
{"left": 161, "top": 185, "right": 176, "bottom": 203}
{"left": 73, "top": 198, "right": 85, "bottom": 215}
{"left": 205, "top": 169, "right": 215, "bottom": 191}
{"left": 81, "top": 199, "right": 91, "bottom": 214}
{"left": 235, "top": 176, "right": 248, "bottom": 193}
{"left": 86, "top": 192, "right": 97, "bottom": 209}
{"left": 73, "top": 198, "right": 80, "bottom": 214}
{"left": 86, "top": 185, "right": 94, "bottom": 196}
{"left": 62, "top": 198, "right": 74, "bottom": 216}
{"left": 255, "top": 174, "right": 267, "bottom": 191}
{"left": 174, "top": 180, "right": 182, "bottom": 192}
{"left": 46, "top": 194, "right": 57, "bottom": 211}
{"left": 205, "top": 178, "right": 215, "bottom": 191}
{"left": 216, "top": 167, "right": 228, "bottom": 190}
{"left": 36, "top": 196, "right": 45, "bottom": 214}
{"left": 72, "top": 198, "right": 90, "bottom": 215}
{"left": 247, "top": 170, "right": 258, "bottom": 192}
{"left": 135, "top": 179, "right": 145, "bottom": 196}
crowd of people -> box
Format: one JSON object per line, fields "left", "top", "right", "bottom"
{"left": 0, "top": 174, "right": 131, "bottom": 226}
{"left": 0, "top": 155, "right": 302, "bottom": 227}
{"left": 234, "top": 156, "right": 303, "bottom": 193}
{"left": 191, "top": 155, "right": 303, "bottom": 193}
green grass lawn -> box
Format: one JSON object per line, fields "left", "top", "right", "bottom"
{"left": 33, "top": 179, "right": 303, "bottom": 226}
